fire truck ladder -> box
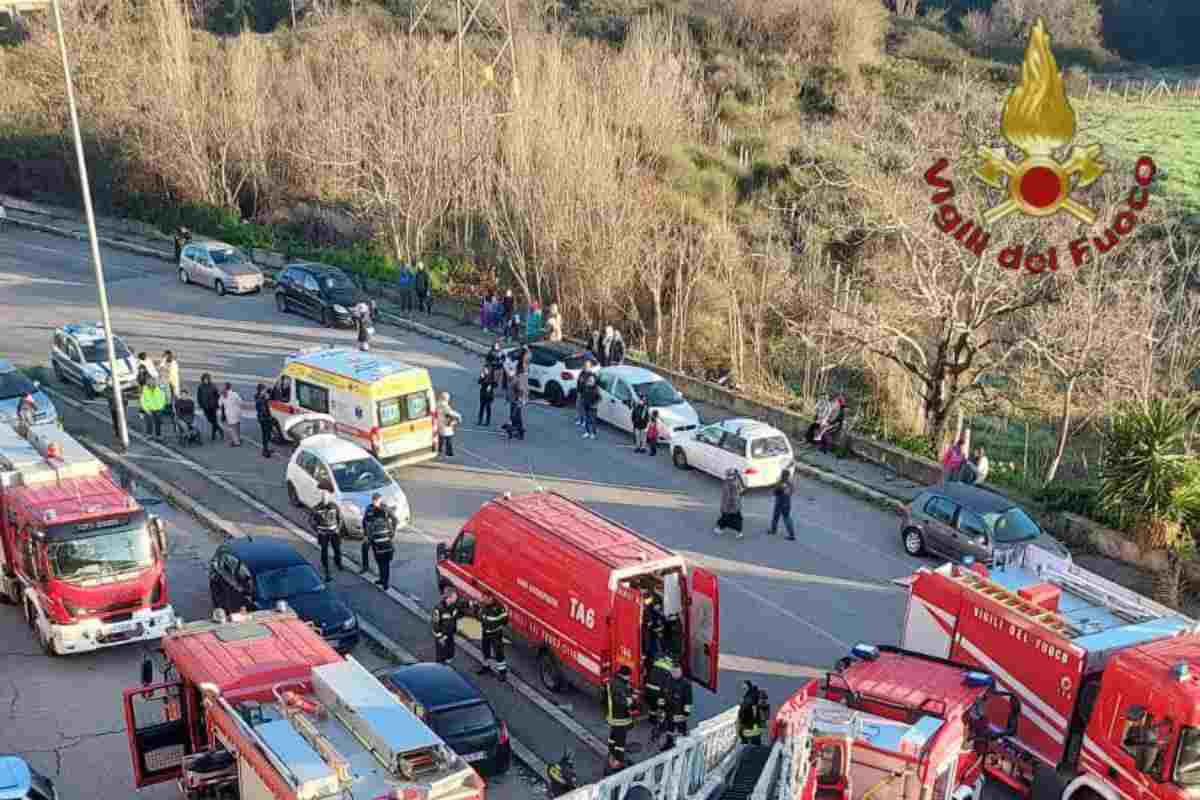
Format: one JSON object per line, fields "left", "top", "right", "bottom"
{"left": 950, "top": 570, "right": 1080, "bottom": 638}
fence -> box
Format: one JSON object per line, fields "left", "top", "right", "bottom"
{"left": 1075, "top": 76, "right": 1200, "bottom": 106}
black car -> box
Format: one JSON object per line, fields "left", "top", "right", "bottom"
{"left": 275, "top": 262, "right": 363, "bottom": 328}
{"left": 377, "top": 663, "right": 512, "bottom": 776}
{"left": 208, "top": 538, "right": 359, "bottom": 653}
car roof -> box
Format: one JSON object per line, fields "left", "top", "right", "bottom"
{"left": 716, "top": 418, "right": 784, "bottom": 438}
{"left": 383, "top": 663, "right": 489, "bottom": 711}
{"left": 224, "top": 537, "right": 310, "bottom": 571}
{"left": 58, "top": 324, "right": 119, "bottom": 344}
{"left": 299, "top": 434, "right": 374, "bottom": 464}
{"left": 602, "top": 365, "right": 660, "bottom": 383}
{"left": 287, "top": 261, "right": 347, "bottom": 276}
{"left": 531, "top": 341, "right": 585, "bottom": 358}
{"left": 928, "top": 482, "right": 1016, "bottom": 514}
{"left": 193, "top": 238, "right": 238, "bottom": 250}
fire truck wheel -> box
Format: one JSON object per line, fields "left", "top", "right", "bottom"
{"left": 287, "top": 481, "right": 302, "bottom": 507}
{"left": 539, "top": 649, "right": 565, "bottom": 693}
{"left": 902, "top": 527, "right": 925, "bottom": 557}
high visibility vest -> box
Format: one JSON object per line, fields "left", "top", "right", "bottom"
{"left": 607, "top": 682, "right": 633, "bottom": 727}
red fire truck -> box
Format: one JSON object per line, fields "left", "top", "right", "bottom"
{"left": 767, "top": 644, "right": 1018, "bottom": 800}
{"left": 0, "top": 420, "right": 174, "bottom": 655}
{"left": 899, "top": 545, "right": 1200, "bottom": 800}
{"left": 125, "top": 607, "right": 487, "bottom": 800}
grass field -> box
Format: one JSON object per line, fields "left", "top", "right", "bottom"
{"left": 1077, "top": 99, "right": 1200, "bottom": 217}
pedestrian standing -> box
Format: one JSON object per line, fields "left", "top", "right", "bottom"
{"left": 436, "top": 392, "right": 462, "bottom": 457}
{"left": 139, "top": 381, "right": 166, "bottom": 438}
{"left": 219, "top": 383, "right": 243, "bottom": 446}
{"left": 579, "top": 364, "right": 600, "bottom": 440}
{"left": 610, "top": 329, "right": 626, "bottom": 366}
{"left": 398, "top": 262, "right": 415, "bottom": 312}
{"left": 588, "top": 330, "right": 603, "bottom": 365}
{"left": 631, "top": 394, "right": 650, "bottom": 453}
{"left": 254, "top": 384, "right": 274, "bottom": 458}
{"left": 431, "top": 588, "right": 466, "bottom": 664}
{"left": 477, "top": 367, "right": 496, "bottom": 426}
{"left": 605, "top": 666, "right": 634, "bottom": 768}
{"left": 941, "top": 435, "right": 966, "bottom": 484}
{"left": 647, "top": 410, "right": 662, "bottom": 456}
{"left": 767, "top": 466, "right": 796, "bottom": 540}
{"left": 159, "top": 350, "right": 180, "bottom": 404}
{"left": 311, "top": 491, "right": 343, "bottom": 581}
{"left": 502, "top": 290, "right": 515, "bottom": 330}
{"left": 545, "top": 303, "right": 563, "bottom": 342}
{"left": 504, "top": 365, "right": 528, "bottom": 440}
{"left": 962, "top": 446, "right": 989, "bottom": 485}
{"left": 527, "top": 302, "right": 543, "bottom": 340}
{"left": 664, "top": 661, "right": 693, "bottom": 749}
{"left": 575, "top": 359, "right": 593, "bottom": 427}
{"left": 414, "top": 261, "right": 432, "bottom": 314}
{"left": 356, "top": 305, "right": 373, "bottom": 352}
{"left": 476, "top": 592, "right": 509, "bottom": 681}
{"left": 197, "top": 373, "right": 222, "bottom": 441}
{"left": 715, "top": 468, "right": 744, "bottom": 538}
{"left": 362, "top": 494, "right": 395, "bottom": 589}
{"left": 601, "top": 326, "right": 616, "bottom": 367}
{"left": 136, "top": 352, "right": 159, "bottom": 386}
{"left": 506, "top": 313, "right": 522, "bottom": 344}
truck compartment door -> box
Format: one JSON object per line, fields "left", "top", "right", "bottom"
{"left": 687, "top": 566, "right": 720, "bottom": 692}
{"left": 612, "top": 587, "right": 643, "bottom": 691}
{"left": 123, "top": 682, "right": 189, "bottom": 787}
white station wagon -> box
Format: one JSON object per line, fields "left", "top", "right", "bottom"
{"left": 595, "top": 365, "right": 699, "bottom": 442}
{"left": 671, "top": 418, "right": 794, "bottom": 488}
{"left": 178, "top": 239, "right": 264, "bottom": 296}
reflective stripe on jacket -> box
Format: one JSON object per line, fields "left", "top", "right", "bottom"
{"left": 481, "top": 603, "right": 508, "bottom": 635}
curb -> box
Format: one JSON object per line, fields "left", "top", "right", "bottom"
{"left": 41, "top": 383, "right": 605, "bottom": 770}
{"left": 5, "top": 215, "right": 174, "bottom": 262}
{"left": 787, "top": 459, "right": 907, "bottom": 512}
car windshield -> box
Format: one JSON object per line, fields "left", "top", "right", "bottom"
{"left": 47, "top": 525, "right": 154, "bottom": 581}
{"left": 80, "top": 338, "right": 131, "bottom": 363}
{"left": 1176, "top": 727, "right": 1200, "bottom": 785}
{"left": 322, "top": 274, "right": 354, "bottom": 291}
{"left": 987, "top": 507, "right": 1041, "bottom": 543}
{"left": 0, "top": 370, "right": 37, "bottom": 401}
{"left": 431, "top": 703, "right": 496, "bottom": 738}
{"left": 210, "top": 248, "right": 248, "bottom": 265}
{"left": 751, "top": 435, "right": 790, "bottom": 459}
{"left": 332, "top": 457, "right": 391, "bottom": 492}
{"left": 635, "top": 380, "right": 683, "bottom": 407}
{"left": 256, "top": 564, "right": 323, "bottom": 601}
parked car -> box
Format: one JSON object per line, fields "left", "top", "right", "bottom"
{"left": 0, "top": 754, "right": 57, "bottom": 799}
{"left": 376, "top": 663, "right": 512, "bottom": 776}
{"left": 498, "top": 342, "right": 589, "bottom": 406}
{"left": 671, "top": 418, "right": 793, "bottom": 488}
{"left": 595, "top": 365, "right": 699, "bottom": 442}
{"left": 50, "top": 323, "right": 139, "bottom": 398}
{"left": 208, "top": 537, "right": 358, "bottom": 653}
{"left": 0, "top": 359, "right": 57, "bottom": 427}
{"left": 275, "top": 261, "right": 364, "bottom": 328}
{"left": 285, "top": 434, "right": 411, "bottom": 537}
{"left": 899, "top": 482, "right": 1072, "bottom": 565}
{"left": 178, "top": 239, "right": 263, "bottom": 296}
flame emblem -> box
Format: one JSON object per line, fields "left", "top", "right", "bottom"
{"left": 975, "top": 19, "right": 1106, "bottom": 225}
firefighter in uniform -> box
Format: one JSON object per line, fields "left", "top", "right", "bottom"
{"left": 645, "top": 652, "right": 674, "bottom": 734}
{"left": 547, "top": 752, "right": 577, "bottom": 797}
{"left": 432, "top": 588, "right": 466, "bottom": 664}
{"left": 664, "top": 661, "right": 693, "bottom": 749}
{"left": 476, "top": 593, "right": 509, "bottom": 681}
{"left": 642, "top": 593, "right": 665, "bottom": 663}
{"left": 361, "top": 493, "right": 395, "bottom": 589}
{"left": 737, "top": 680, "right": 769, "bottom": 745}
{"left": 310, "top": 491, "right": 343, "bottom": 581}
{"left": 605, "top": 665, "right": 635, "bottom": 770}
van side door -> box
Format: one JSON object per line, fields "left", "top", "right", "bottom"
{"left": 611, "top": 586, "right": 643, "bottom": 692}
{"left": 685, "top": 567, "right": 720, "bottom": 692}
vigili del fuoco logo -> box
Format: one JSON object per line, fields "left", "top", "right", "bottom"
{"left": 922, "top": 18, "right": 1157, "bottom": 275}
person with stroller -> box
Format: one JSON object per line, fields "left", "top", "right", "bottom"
{"left": 173, "top": 389, "right": 202, "bottom": 446}
{"left": 715, "top": 468, "right": 745, "bottom": 538}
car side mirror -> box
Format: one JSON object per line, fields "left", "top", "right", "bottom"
{"left": 141, "top": 656, "right": 154, "bottom": 686}
{"left": 436, "top": 543, "right": 448, "bottom": 561}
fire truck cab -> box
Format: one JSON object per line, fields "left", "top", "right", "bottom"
{"left": 0, "top": 421, "right": 173, "bottom": 655}
{"left": 125, "top": 607, "right": 487, "bottom": 800}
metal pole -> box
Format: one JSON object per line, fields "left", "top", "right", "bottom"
{"left": 50, "top": 0, "right": 130, "bottom": 449}
{"left": 290, "top": 0, "right": 297, "bottom": 27}
{"left": 455, "top": 0, "right": 467, "bottom": 250}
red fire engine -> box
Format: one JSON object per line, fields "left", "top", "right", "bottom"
{"left": 0, "top": 421, "right": 174, "bottom": 655}
{"left": 900, "top": 545, "right": 1200, "bottom": 800}
{"left": 125, "top": 607, "right": 487, "bottom": 800}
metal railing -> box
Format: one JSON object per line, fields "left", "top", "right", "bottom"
{"left": 750, "top": 706, "right": 813, "bottom": 800}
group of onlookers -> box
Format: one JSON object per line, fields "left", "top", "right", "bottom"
{"left": 941, "top": 432, "right": 989, "bottom": 485}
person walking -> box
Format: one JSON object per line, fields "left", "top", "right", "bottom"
{"left": 605, "top": 666, "right": 634, "bottom": 769}
{"left": 431, "top": 587, "right": 466, "bottom": 664}
{"left": 310, "top": 491, "right": 342, "bottom": 581}
{"left": 715, "top": 469, "right": 745, "bottom": 538}
{"left": 664, "top": 661, "right": 693, "bottom": 749}
{"left": 414, "top": 261, "right": 432, "bottom": 314}
{"left": 355, "top": 305, "right": 373, "bottom": 352}
{"left": 767, "top": 466, "right": 796, "bottom": 540}
{"left": 477, "top": 367, "right": 496, "bottom": 426}
{"left": 254, "top": 384, "right": 275, "bottom": 458}
{"left": 476, "top": 592, "right": 509, "bottom": 681}
{"left": 631, "top": 394, "right": 650, "bottom": 453}
{"left": 436, "top": 392, "right": 462, "bottom": 457}
{"left": 647, "top": 410, "right": 662, "bottom": 456}
{"left": 737, "top": 681, "right": 769, "bottom": 745}
{"left": 219, "top": 383, "right": 243, "bottom": 446}
{"left": 579, "top": 364, "right": 600, "bottom": 440}
{"left": 139, "top": 380, "right": 167, "bottom": 438}
{"left": 362, "top": 494, "right": 395, "bottom": 589}
{"left": 398, "top": 262, "right": 415, "bottom": 312}
{"left": 545, "top": 303, "right": 563, "bottom": 342}
{"left": 197, "top": 373, "right": 222, "bottom": 441}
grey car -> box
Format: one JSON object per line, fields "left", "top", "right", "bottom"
{"left": 899, "top": 482, "right": 1071, "bottom": 564}
{"left": 178, "top": 240, "right": 264, "bottom": 296}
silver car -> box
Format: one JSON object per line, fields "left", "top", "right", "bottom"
{"left": 178, "top": 240, "right": 264, "bottom": 296}
{"left": 286, "top": 435, "right": 411, "bottom": 537}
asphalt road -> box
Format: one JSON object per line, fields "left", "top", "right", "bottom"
{"left": 0, "top": 225, "right": 916, "bottom": 747}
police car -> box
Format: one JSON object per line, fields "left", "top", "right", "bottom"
{"left": 50, "top": 324, "right": 139, "bottom": 398}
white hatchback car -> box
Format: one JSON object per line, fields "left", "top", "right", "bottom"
{"left": 179, "top": 239, "right": 264, "bottom": 296}
{"left": 595, "top": 365, "right": 699, "bottom": 442}
{"left": 286, "top": 434, "right": 411, "bottom": 537}
{"left": 671, "top": 418, "right": 794, "bottom": 488}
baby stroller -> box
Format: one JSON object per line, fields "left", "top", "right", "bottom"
{"left": 173, "top": 393, "right": 203, "bottom": 447}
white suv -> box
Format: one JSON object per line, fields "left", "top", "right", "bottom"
{"left": 671, "top": 418, "right": 794, "bottom": 488}
{"left": 50, "top": 324, "right": 138, "bottom": 398}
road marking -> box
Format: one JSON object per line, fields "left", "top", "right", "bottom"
{"left": 677, "top": 550, "right": 902, "bottom": 594}
{"left": 719, "top": 654, "right": 826, "bottom": 680}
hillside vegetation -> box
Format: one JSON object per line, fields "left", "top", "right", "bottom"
{"left": 2, "top": 0, "right": 1199, "bottom": 503}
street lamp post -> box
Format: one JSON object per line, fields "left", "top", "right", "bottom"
{"left": 49, "top": 0, "right": 130, "bottom": 449}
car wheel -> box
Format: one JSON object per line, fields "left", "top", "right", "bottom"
{"left": 179, "top": 267, "right": 190, "bottom": 284}
{"left": 539, "top": 648, "right": 565, "bottom": 693}
{"left": 902, "top": 527, "right": 925, "bottom": 557}
{"left": 321, "top": 307, "right": 331, "bottom": 327}
{"left": 673, "top": 448, "right": 689, "bottom": 470}
{"left": 215, "top": 279, "right": 226, "bottom": 296}
{"left": 545, "top": 382, "right": 564, "bottom": 406}
{"left": 287, "top": 481, "right": 302, "bottom": 507}
{"left": 276, "top": 293, "right": 289, "bottom": 313}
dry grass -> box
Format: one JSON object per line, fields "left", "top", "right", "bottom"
{"left": 717, "top": 0, "right": 887, "bottom": 77}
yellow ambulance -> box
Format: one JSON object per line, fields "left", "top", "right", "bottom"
{"left": 269, "top": 347, "right": 436, "bottom": 466}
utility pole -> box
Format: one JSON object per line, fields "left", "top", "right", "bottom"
{"left": 289, "top": 0, "right": 296, "bottom": 28}
{"left": 50, "top": 0, "right": 130, "bottom": 449}
{"left": 455, "top": 0, "right": 468, "bottom": 251}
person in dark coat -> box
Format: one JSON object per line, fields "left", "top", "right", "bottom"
{"left": 503, "top": 365, "right": 528, "bottom": 440}
{"left": 664, "top": 661, "right": 693, "bottom": 748}
{"left": 197, "top": 373, "right": 222, "bottom": 441}
{"left": 588, "top": 330, "right": 604, "bottom": 366}
{"left": 477, "top": 367, "right": 496, "bottom": 426}
{"left": 361, "top": 494, "right": 395, "bottom": 589}
{"left": 768, "top": 466, "right": 796, "bottom": 540}
{"left": 476, "top": 592, "right": 509, "bottom": 680}
{"left": 501, "top": 290, "right": 515, "bottom": 329}
{"left": 579, "top": 365, "right": 600, "bottom": 440}
{"left": 715, "top": 469, "right": 745, "bottom": 538}
{"left": 631, "top": 394, "right": 650, "bottom": 453}
{"left": 310, "top": 491, "right": 342, "bottom": 581}
{"left": 605, "top": 666, "right": 634, "bottom": 768}
{"left": 609, "top": 330, "right": 626, "bottom": 366}
{"left": 737, "top": 681, "right": 770, "bottom": 745}
{"left": 432, "top": 587, "right": 467, "bottom": 664}
{"left": 414, "top": 262, "right": 432, "bottom": 314}
{"left": 254, "top": 384, "right": 274, "bottom": 458}
{"left": 356, "top": 307, "right": 372, "bottom": 352}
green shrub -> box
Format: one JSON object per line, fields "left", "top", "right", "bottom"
{"left": 1034, "top": 481, "right": 1126, "bottom": 531}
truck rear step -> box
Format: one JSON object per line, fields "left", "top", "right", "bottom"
{"left": 719, "top": 745, "right": 772, "bottom": 800}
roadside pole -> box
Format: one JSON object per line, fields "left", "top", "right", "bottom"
{"left": 50, "top": 0, "right": 129, "bottom": 449}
